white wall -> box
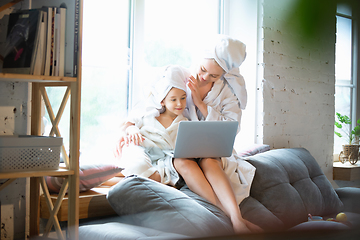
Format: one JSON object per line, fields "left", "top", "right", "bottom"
{"left": 259, "top": 0, "right": 336, "bottom": 180}
{"left": 229, "top": 0, "right": 337, "bottom": 181}
{"left": 0, "top": 1, "right": 31, "bottom": 239}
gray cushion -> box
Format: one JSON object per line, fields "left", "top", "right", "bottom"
{"left": 79, "top": 222, "right": 190, "bottom": 240}
{"left": 240, "top": 148, "right": 344, "bottom": 231}
{"left": 107, "top": 175, "right": 233, "bottom": 238}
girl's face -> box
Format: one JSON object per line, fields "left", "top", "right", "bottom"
{"left": 162, "top": 87, "right": 187, "bottom": 118}
{"left": 197, "top": 59, "right": 224, "bottom": 84}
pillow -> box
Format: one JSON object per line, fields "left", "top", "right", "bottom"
{"left": 107, "top": 175, "right": 234, "bottom": 238}
{"left": 236, "top": 144, "right": 270, "bottom": 157}
{"left": 45, "top": 163, "right": 123, "bottom": 193}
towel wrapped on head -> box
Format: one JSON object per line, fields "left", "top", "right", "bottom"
{"left": 202, "top": 35, "right": 247, "bottom": 110}
{"left": 146, "top": 65, "right": 190, "bottom": 116}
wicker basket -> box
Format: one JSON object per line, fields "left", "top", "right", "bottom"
{"left": 0, "top": 135, "right": 62, "bottom": 172}
{"left": 339, "top": 144, "right": 359, "bottom": 165}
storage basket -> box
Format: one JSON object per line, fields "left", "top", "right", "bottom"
{"left": 0, "top": 135, "right": 62, "bottom": 172}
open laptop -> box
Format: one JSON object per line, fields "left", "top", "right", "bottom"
{"left": 172, "top": 121, "right": 238, "bottom": 158}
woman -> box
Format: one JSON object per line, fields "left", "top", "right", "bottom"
{"left": 173, "top": 34, "right": 261, "bottom": 234}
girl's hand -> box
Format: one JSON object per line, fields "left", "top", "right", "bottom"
{"left": 187, "top": 75, "right": 202, "bottom": 108}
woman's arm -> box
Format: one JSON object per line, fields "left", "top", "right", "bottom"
{"left": 206, "top": 90, "right": 242, "bottom": 122}
{"left": 113, "top": 121, "right": 143, "bottom": 158}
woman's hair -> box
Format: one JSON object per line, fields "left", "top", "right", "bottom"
{"left": 204, "top": 58, "right": 226, "bottom": 74}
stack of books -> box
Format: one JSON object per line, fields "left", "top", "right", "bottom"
{"left": 2, "top": 1, "right": 79, "bottom": 77}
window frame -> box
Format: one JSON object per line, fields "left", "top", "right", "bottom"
{"left": 335, "top": 6, "right": 359, "bottom": 150}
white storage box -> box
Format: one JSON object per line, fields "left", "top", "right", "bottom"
{"left": 0, "top": 135, "right": 62, "bottom": 172}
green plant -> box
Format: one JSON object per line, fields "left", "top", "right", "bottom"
{"left": 334, "top": 112, "right": 360, "bottom": 145}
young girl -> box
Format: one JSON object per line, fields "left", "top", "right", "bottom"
{"left": 116, "top": 65, "right": 189, "bottom": 184}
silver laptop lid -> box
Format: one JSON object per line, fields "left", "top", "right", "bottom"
{"left": 173, "top": 121, "right": 238, "bottom": 158}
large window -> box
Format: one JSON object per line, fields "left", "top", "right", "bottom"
{"left": 334, "top": 3, "right": 358, "bottom": 154}
{"left": 44, "top": 0, "right": 130, "bottom": 163}
{"left": 130, "top": 0, "right": 220, "bottom": 107}
{"left": 44, "top": 0, "right": 222, "bottom": 163}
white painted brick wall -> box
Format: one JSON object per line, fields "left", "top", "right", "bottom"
{"left": 260, "top": 0, "right": 336, "bottom": 178}
{"left": 0, "top": 1, "right": 30, "bottom": 239}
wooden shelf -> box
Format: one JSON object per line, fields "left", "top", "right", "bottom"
{"left": 0, "top": 73, "right": 77, "bottom": 83}
{"left": 333, "top": 161, "right": 360, "bottom": 181}
{"left": 0, "top": 169, "right": 74, "bottom": 179}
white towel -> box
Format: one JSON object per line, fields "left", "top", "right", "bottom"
{"left": 203, "top": 35, "right": 248, "bottom": 110}
{"left": 145, "top": 65, "right": 190, "bottom": 116}
{"left": 127, "top": 65, "right": 191, "bottom": 122}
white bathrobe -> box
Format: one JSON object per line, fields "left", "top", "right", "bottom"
{"left": 120, "top": 113, "right": 188, "bottom": 184}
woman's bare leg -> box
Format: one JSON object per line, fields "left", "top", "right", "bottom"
{"left": 148, "top": 171, "right": 161, "bottom": 182}
{"left": 199, "top": 158, "right": 252, "bottom": 234}
{"left": 173, "top": 158, "right": 222, "bottom": 208}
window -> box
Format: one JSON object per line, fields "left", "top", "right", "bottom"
{"left": 43, "top": 0, "right": 258, "bottom": 163}
{"left": 44, "top": 0, "right": 221, "bottom": 163}
{"left": 44, "top": 0, "right": 130, "bottom": 162}
{"left": 334, "top": 3, "right": 358, "bottom": 154}
{"left": 130, "top": 0, "right": 220, "bottom": 107}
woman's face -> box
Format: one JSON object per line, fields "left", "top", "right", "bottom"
{"left": 197, "top": 59, "right": 224, "bottom": 84}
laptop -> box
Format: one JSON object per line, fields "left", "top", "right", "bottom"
{"left": 172, "top": 121, "right": 238, "bottom": 158}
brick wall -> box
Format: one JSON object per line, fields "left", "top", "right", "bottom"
{"left": 260, "top": 0, "right": 336, "bottom": 179}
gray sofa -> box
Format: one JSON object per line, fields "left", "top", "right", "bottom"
{"left": 78, "top": 148, "right": 360, "bottom": 239}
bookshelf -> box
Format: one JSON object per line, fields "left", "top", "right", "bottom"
{"left": 0, "top": 0, "right": 82, "bottom": 239}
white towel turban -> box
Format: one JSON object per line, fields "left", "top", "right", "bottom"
{"left": 146, "top": 65, "right": 190, "bottom": 115}
{"left": 203, "top": 35, "right": 248, "bottom": 110}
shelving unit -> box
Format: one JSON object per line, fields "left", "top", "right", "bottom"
{"left": 0, "top": 0, "right": 83, "bottom": 239}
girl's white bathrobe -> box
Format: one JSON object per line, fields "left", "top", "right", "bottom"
{"left": 120, "top": 113, "right": 188, "bottom": 185}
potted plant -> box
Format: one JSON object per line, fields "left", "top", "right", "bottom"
{"left": 334, "top": 112, "right": 360, "bottom": 164}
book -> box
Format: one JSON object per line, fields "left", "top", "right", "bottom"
{"left": 32, "top": 0, "right": 78, "bottom": 77}
{"left": 73, "top": 0, "right": 80, "bottom": 77}
{"left": 49, "top": 7, "right": 56, "bottom": 76}
{"left": 32, "top": 11, "right": 46, "bottom": 75}
{"left": 52, "top": 8, "right": 66, "bottom": 76}
{"left": 41, "top": 6, "right": 53, "bottom": 76}
{"left": 58, "top": 7, "right": 66, "bottom": 77}
{"left": 2, "top": 9, "right": 42, "bottom": 74}
{"left": 53, "top": 11, "right": 60, "bottom": 76}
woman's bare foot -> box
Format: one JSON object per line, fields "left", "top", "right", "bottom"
{"left": 231, "top": 217, "right": 252, "bottom": 234}
{"left": 244, "top": 219, "right": 263, "bottom": 233}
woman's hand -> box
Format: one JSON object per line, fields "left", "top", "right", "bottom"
{"left": 187, "top": 75, "right": 208, "bottom": 117}
{"left": 113, "top": 122, "right": 143, "bottom": 159}
{"left": 114, "top": 134, "right": 126, "bottom": 159}
{"left": 125, "top": 125, "right": 144, "bottom": 146}
{"left": 187, "top": 75, "right": 202, "bottom": 107}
